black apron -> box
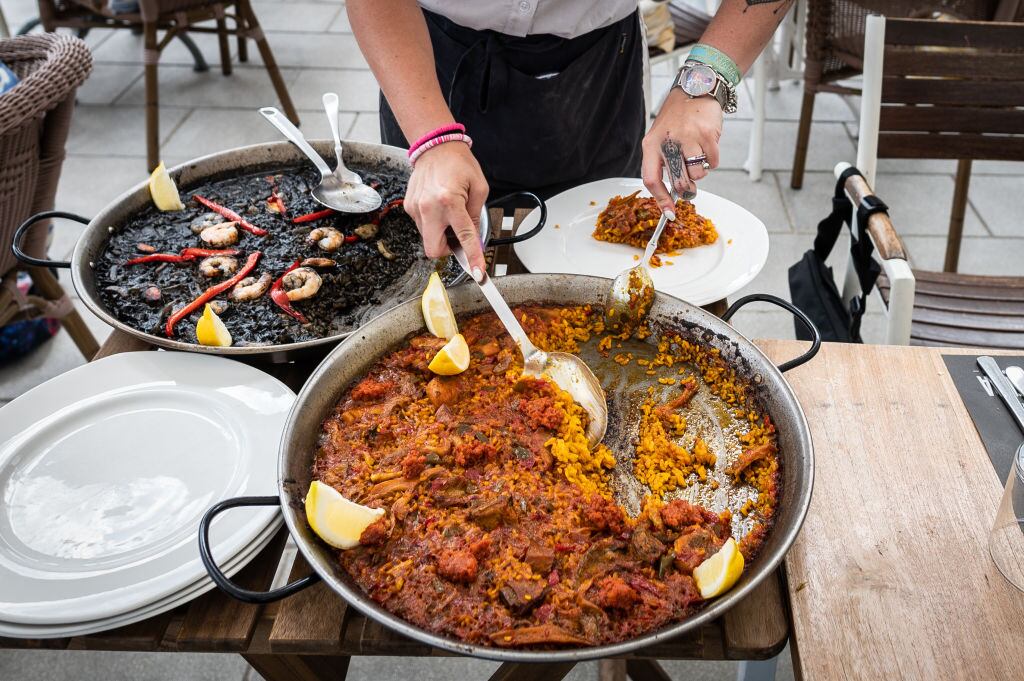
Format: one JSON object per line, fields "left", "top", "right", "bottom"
{"left": 379, "top": 9, "right": 645, "bottom": 199}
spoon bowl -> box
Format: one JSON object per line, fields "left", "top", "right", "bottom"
{"left": 259, "top": 105, "right": 382, "bottom": 214}
{"left": 605, "top": 205, "right": 674, "bottom": 329}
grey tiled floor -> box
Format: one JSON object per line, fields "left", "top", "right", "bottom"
{"left": 1, "top": 0, "right": 1022, "bottom": 677}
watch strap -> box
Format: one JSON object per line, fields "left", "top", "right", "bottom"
{"left": 687, "top": 43, "right": 741, "bottom": 86}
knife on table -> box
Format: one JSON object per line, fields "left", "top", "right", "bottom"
{"left": 1006, "top": 366, "right": 1024, "bottom": 399}
{"left": 978, "top": 356, "right": 1024, "bottom": 436}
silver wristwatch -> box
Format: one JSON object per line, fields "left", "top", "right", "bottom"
{"left": 672, "top": 61, "right": 738, "bottom": 114}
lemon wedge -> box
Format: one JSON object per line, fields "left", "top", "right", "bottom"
{"left": 305, "top": 480, "right": 385, "bottom": 549}
{"left": 148, "top": 161, "right": 185, "bottom": 211}
{"left": 195, "top": 304, "right": 232, "bottom": 347}
{"left": 693, "top": 537, "right": 744, "bottom": 599}
{"left": 428, "top": 333, "right": 470, "bottom": 375}
{"left": 421, "top": 271, "right": 458, "bottom": 339}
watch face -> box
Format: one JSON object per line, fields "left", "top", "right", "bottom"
{"left": 681, "top": 64, "right": 716, "bottom": 97}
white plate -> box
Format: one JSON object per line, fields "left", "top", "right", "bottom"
{"left": 0, "top": 351, "right": 294, "bottom": 625}
{"left": 512, "top": 178, "right": 770, "bottom": 306}
{"left": 0, "top": 514, "right": 283, "bottom": 639}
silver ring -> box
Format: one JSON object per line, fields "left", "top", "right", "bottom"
{"left": 684, "top": 153, "right": 708, "bottom": 167}
{"left": 700, "top": 160, "right": 711, "bottom": 171}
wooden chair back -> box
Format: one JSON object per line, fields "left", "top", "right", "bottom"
{"left": 873, "top": 17, "right": 1024, "bottom": 163}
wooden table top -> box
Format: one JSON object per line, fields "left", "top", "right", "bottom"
{"left": 760, "top": 340, "right": 1024, "bottom": 681}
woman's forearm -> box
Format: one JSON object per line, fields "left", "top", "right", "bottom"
{"left": 697, "top": 0, "right": 795, "bottom": 74}
{"left": 347, "top": 0, "right": 455, "bottom": 142}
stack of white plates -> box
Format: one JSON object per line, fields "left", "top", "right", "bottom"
{"left": 0, "top": 351, "right": 295, "bottom": 638}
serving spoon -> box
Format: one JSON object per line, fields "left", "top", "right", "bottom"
{"left": 446, "top": 232, "right": 608, "bottom": 447}
{"left": 604, "top": 199, "right": 675, "bottom": 329}
{"left": 259, "top": 105, "right": 382, "bottom": 213}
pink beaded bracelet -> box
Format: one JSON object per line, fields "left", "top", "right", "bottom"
{"left": 407, "top": 123, "right": 466, "bottom": 158}
{"left": 408, "top": 132, "right": 473, "bottom": 167}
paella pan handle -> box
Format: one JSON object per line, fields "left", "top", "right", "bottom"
{"left": 721, "top": 294, "right": 821, "bottom": 373}
{"left": 12, "top": 210, "right": 90, "bottom": 269}
{"left": 199, "top": 495, "right": 321, "bottom": 604}
{"left": 486, "top": 191, "right": 547, "bottom": 246}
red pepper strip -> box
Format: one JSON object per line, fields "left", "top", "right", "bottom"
{"left": 371, "top": 198, "right": 405, "bottom": 226}
{"left": 179, "top": 247, "right": 240, "bottom": 259}
{"left": 291, "top": 208, "right": 335, "bottom": 224}
{"left": 267, "top": 190, "right": 286, "bottom": 215}
{"left": 344, "top": 235, "right": 359, "bottom": 244}
{"left": 193, "top": 195, "right": 268, "bottom": 236}
{"left": 269, "top": 259, "right": 308, "bottom": 324}
{"left": 127, "top": 253, "right": 187, "bottom": 265}
{"left": 126, "top": 248, "right": 239, "bottom": 266}
{"left": 165, "top": 251, "right": 261, "bottom": 337}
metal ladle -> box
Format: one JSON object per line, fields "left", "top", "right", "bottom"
{"left": 259, "top": 105, "right": 382, "bottom": 213}
{"left": 605, "top": 199, "right": 676, "bottom": 329}
{"left": 446, "top": 231, "right": 608, "bottom": 447}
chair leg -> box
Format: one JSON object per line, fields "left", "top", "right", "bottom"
{"left": 216, "top": 16, "right": 232, "bottom": 75}
{"left": 144, "top": 21, "right": 160, "bottom": 171}
{"left": 944, "top": 159, "right": 972, "bottom": 273}
{"left": 27, "top": 267, "right": 100, "bottom": 360}
{"left": 238, "top": 0, "right": 299, "bottom": 125}
{"left": 790, "top": 87, "right": 816, "bottom": 189}
{"left": 237, "top": 14, "right": 249, "bottom": 63}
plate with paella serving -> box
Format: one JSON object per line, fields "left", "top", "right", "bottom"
{"left": 511, "top": 178, "right": 769, "bottom": 306}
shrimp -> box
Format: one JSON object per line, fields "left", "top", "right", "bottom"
{"left": 354, "top": 223, "right": 378, "bottom": 239}
{"left": 282, "top": 267, "right": 322, "bottom": 301}
{"left": 198, "top": 255, "right": 238, "bottom": 278}
{"left": 230, "top": 272, "right": 273, "bottom": 301}
{"left": 300, "top": 257, "right": 336, "bottom": 268}
{"left": 199, "top": 222, "right": 239, "bottom": 247}
{"left": 190, "top": 212, "right": 224, "bottom": 235}
{"left": 307, "top": 227, "right": 343, "bottom": 252}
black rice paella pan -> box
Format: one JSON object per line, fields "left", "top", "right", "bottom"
{"left": 13, "top": 140, "right": 546, "bottom": 361}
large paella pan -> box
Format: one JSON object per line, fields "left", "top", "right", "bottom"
{"left": 12, "top": 140, "right": 544, "bottom": 361}
{"left": 199, "top": 273, "right": 818, "bottom": 661}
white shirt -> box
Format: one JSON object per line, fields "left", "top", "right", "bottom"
{"left": 418, "top": 0, "right": 638, "bottom": 39}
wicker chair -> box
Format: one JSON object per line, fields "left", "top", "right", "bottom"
{"left": 789, "top": 0, "right": 1007, "bottom": 190}
{"left": 37, "top": 0, "right": 299, "bottom": 170}
{"left": 0, "top": 33, "right": 100, "bottom": 359}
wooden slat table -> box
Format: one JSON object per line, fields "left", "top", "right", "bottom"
{"left": 759, "top": 341, "right": 1024, "bottom": 681}
{"left": 0, "top": 206, "right": 769, "bottom": 679}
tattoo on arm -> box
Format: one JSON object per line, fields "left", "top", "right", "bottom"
{"left": 661, "top": 137, "right": 685, "bottom": 185}
{"left": 744, "top": 0, "right": 795, "bottom": 13}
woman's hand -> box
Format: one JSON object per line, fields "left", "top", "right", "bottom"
{"left": 641, "top": 89, "right": 723, "bottom": 214}
{"left": 404, "top": 142, "right": 490, "bottom": 280}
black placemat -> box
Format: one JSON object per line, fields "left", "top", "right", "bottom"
{"left": 943, "top": 354, "right": 1024, "bottom": 482}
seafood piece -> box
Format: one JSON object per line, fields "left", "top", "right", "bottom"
{"left": 377, "top": 241, "right": 396, "bottom": 260}
{"left": 307, "top": 227, "right": 343, "bottom": 252}
{"left": 354, "top": 223, "right": 378, "bottom": 239}
{"left": 281, "top": 267, "right": 322, "bottom": 301}
{"left": 301, "top": 257, "right": 337, "bottom": 269}
{"left": 230, "top": 272, "right": 273, "bottom": 301}
{"left": 142, "top": 286, "right": 161, "bottom": 303}
{"left": 209, "top": 299, "right": 230, "bottom": 315}
{"left": 190, "top": 212, "right": 224, "bottom": 235}
{"left": 199, "top": 222, "right": 239, "bottom": 247}
{"left": 199, "top": 255, "right": 239, "bottom": 278}
{"left": 137, "top": 243, "right": 156, "bottom": 253}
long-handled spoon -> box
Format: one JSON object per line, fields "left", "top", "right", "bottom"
{"left": 604, "top": 200, "right": 676, "bottom": 329}
{"left": 259, "top": 105, "right": 382, "bottom": 213}
{"left": 446, "top": 231, "right": 608, "bottom": 447}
